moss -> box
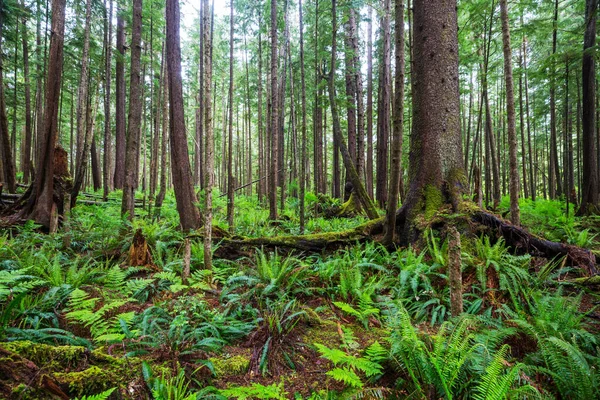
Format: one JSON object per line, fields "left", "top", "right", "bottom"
{"left": 424, "top": 184, "right": 444, "bottom": 219}
{"left": 55, "top": 366, "right": 114, "bottom": 398}
{"left": 301, "top": 320, "right": 342, "bottom": 348}
{"left": 209, "top": 349, "right": 251, "bottom": 378}
{"left": 2, "top": 341, "right": 86, "bottom": 371}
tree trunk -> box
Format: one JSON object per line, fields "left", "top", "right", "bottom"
{"left": 500, "top": 0, "right": 520, "bottom": 226}
{"left": 578, "top": 0, "right": 599, "bottom": 215}
{"left": 376, "top": 0, "right": 391, "bottom": 207}
{"left": 113, "top": 9, "right": 126, "bottom": 189}
{"left": 397, "top": 0, "right": 465, "bottom": 241}
{"left": 103, "top": 0, "right": 113, "bottom": 200}
{"left": 165, "top": 0, "right": 202, "bottom": 231}
{"left": 21, "top": 1, "right": 33, "bottom": 185}
{"left": 227, "top": 0, "right": 235, "bottom": 231}
{"left": 28, "top": 0, "right": 67, "bottom": 228}
{"left": 0, "top": 4, "right": 16, "bottom": 194}
{"left": 269, "top": 0, "right": 279, "bottom": 220}
{"left": 366, "top": 5, "right": 374, "bottom": 199}
{"left": 121, "top": 0, "right": 143, "bottom": 219}
{"left": 329, "top": 0, "right": 378, "bottom": 221}
{"left": 523, "top": 36, "right": 535, "bottom": 200}
{"left": 203, "top": 0, "right": 214, "bottom": 269}
{"left": 194, "top": 1, "right": 204, "bottom": 188}
{"left": 299, "top": 0, "right": 307, "bottom": 233}
{"left": 549, "top": 0, "right": 561, "bottom": 199}
{"left": 383, "top": 0, "right": 405, "bottom": 245}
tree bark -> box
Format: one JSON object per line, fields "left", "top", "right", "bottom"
{"left": 203, "top": 0, "right": 214, "bottom": 269}
{"left": 0, "top": 3, "right": 16, "bottom": 194}
{"left": 269, "top": 0, "right": 279, "bottom": 220}
{"left": 578, "top": 0, "right": 599, "bottom": 215}
{"left": 329, "top": 0, "right": 378, "bottom": 221}
{"left": 165, "top": 0, "right": 202, "bottom": 231}
{"left": 500, "top": 0, "right": 520, "bottom": 226}
{"left": 121, "top": 0, "right": 143, "bottom": 219}
{"left": 103, "top": 0, "right": 113, "bottom": 200}
{"left": 383, "top": 0, "right": 405, "bottom": 245}
{"left": 21, "top": 1, "right": 33, "bottom": 185}
{"left": 376, "top": 0, "right": 391, "bottom": 207}
{"left": 113, "top": 9, "right": 126, "bottom": 189}
{"left": 299, "top": 0, "right": 307, "bottom": 233}
{"left": 227, "top": 0, "right": 235, "bottom": 231}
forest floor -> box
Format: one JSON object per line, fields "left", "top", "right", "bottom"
{"left": 1, "top": 190, "right": 599, "bottom": 399}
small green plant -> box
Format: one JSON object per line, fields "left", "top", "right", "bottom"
{"left": 220, "top": 381, "right": 288, "bottom": 400}
{"left": 74, "top": 388, "right": 116, "bottom": 400}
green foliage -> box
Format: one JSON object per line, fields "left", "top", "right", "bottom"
{"left": 74, "top": 388, "right": 116, "bottom": 400}
{"left": 220, "top": 381, "right": 288, "bottom": 400}
{"left": 315, "top": 342, "right": 385, "bottom": 389}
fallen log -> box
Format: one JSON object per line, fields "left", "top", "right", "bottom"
{"left": 472, "top": 210, "right": 597, "bottom": 276}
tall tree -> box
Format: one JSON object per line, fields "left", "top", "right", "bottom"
{"left": 329, "top": 0, "right": 378, "bottom": 220}
{"left": 549, "top": 0, "right": 561, "bottom": 198}
{"left": 103, "top": 0, "right": 113, "bottom": 199}
{"left": 268, "top": 0, "right": 278, "bottom": 220}
{"left": 203, "top": 0, "right": 214, "bottom": 268}
{"left": 500, "top": 0, "right": 520, "bottom": 225}
{"left": 578, "top": 0, "right": 598, "bottom": 215}
{"left": 384, "top": 0, "right": 405, "bottom": 244}
{"left": 121, "top": 0, "right": 143, "bottom": 219}
{"left": 226, "top": 0, "right": 235, "bottom": 230}
{"left": 113, "top": 8, "right": 126, "bottom": 189}
{"left": 366, "top": 4, "right": 374, "bottom": 198}
{"left": 25, "top": 0, "right": 67, "bottom": 227}
{"left": 21, "top": 0, "right": 33, "bottom": 185}
{"left": 165, "top": 0, "right": 202, "bottom": 231}
{"left": 299, "top": 0, "right": 307, "bottom": 233}
{"left": 376, "top": 0, "right": 391, "bottom": 207}
{"left": 0, "top": 0, "right": 16, "bottom": 194}
{"left": 396, "top": 0, "right": 464, "bottom": 240}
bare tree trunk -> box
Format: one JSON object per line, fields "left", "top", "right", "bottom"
{"left": 257, "top": 11, "right": 265, "bottom": 201}
{"left": 366, "top": 5, "right": 374, "bottom": 199}
{"left": 121, "top": 0, "right": 143, "bottom": 219}
{"left": 269, "top": 0, "right": 279, "bottom": 220}
{"left": 549, "top": 0, "right": 561, "bottom": 199}
{"left": 203, "top": 0, "right": 214, "bottom": 269}
{"left": 165, "top": 0, "right": 202, "bottom": 231}
{"left": 299, "top": 0, "right": 307, "bottom": 233}
{"left": 155, "top": 49, "right": 169, "bottom": 211}
{"left": 103, "top": 0, "right": 113, "bottom": 199}
{"left": 384, "top": 0, "right": 405, "bottom": 244}
{"left": 329, "top": 0, "right": 378, "bottom": 221}
{"left": 113, "top": 9, "right": 126, "bottom": 189}
{"left": 194, "top": 0, "right": 204, "bottom": 188}
{"left": 74, "top": 0, "right": 92, "bottom": 188}
{"left": 376, "top": 0, "right": 391, "bottom": 207}
{"left": 28, "top": 0, "right": 67, "bottom": 227}
{"left": 523, "top": 36, "right": 535, "bottom": 201}
{"left": 500, "top": 0, "right": 520, "bottom": 226}
{"left": 226, "top": 0, "right": 235, "bottom": 231}
{"left": 21, "top": 1, "right": 33, "bottom": 185}
{"left": 578, "top": 0, "right": 599, "bottom": 215}
{"left": 0, "top": 2, "right": 16, "bottom": 194}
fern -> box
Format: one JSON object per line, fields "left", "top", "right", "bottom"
{"left": 473, "top": 345, "right": 528, "bottom": 400}
{"left": 315, "top": 342, "right": 384, "bottom": 389}
{"left": 220, "top": 381, "right": 288, "bottom": 400}
{"left": 333, "top": 294, "right": 380, "bottom": 329}
{"left": 74, "top": 388, "right": 116, "bottom": 400}
{"left": 66, "top": 289, "right": 135, "bottom": 343}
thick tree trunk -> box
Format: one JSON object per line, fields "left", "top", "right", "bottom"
{"left": 28, "top": 0, "right": 67, "bottom": 228}
{"left": 121, "top": 0, "right": 143, "bottom": 219}
{"left": 500, "top": 0, "right": 520, "bottom": 226}
{"left": 383, "top": 0, "right": 405, "bottom": 245}
{"left": 165, "top": 0, "right": 202, "bottom": 231}
{"left": 113, "top": 10, "right": 126, "bottom": 189}
{"left": 578, "top": 0, "right": 599, "bottom": 215}
{"left": 396, "top": 0, "right": 465, "bottom": 241}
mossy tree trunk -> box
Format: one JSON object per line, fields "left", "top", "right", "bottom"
{"left": 394, "top": 0, "right": 466, "bottom": 242}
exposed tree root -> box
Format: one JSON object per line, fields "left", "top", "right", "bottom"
{"left": 214, "top": 203, "right": 597, "bottom": 276}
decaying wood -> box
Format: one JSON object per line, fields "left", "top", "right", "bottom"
{"left": 447, "top": 226, "right": 463, "bottom": 316}
{"left": 128, "top": 228, "right": 154, "bottom": 268}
